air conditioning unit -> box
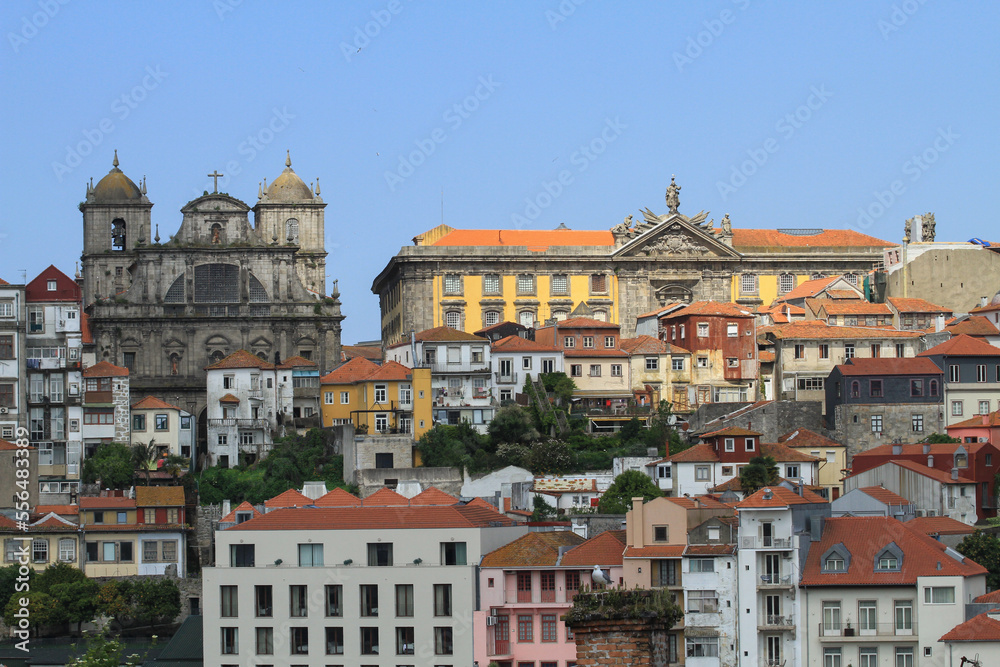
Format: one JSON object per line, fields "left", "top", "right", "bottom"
{"left": 927, "top": 510, "right": 937, "bottom": 517}
{"left": 914, "top": 510, "right": 925, "bottom": 517}
{"left": 491, "top": 608, "right": 499, "bottom": 617}
{"left": 980, "top": 437, "right": 989, "bottom": 443}
{"left": 486, "top": 616, "right": 497, "bottom": 626}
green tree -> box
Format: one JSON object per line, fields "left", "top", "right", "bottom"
{"left": 926, "top": 433, "right": 960, "bottom": 443}
{"left": 531, "top": 495, "right": 557, "bottom": 521}
{"left": 3, "top": 590, "right": 61, "bottom": 632}
{"left": 617, "top": 418, "right": 644, "bottom": 445}
{"left": 82, "top": 443, "right": 135, "bottom": 489}
{"left": 598, "top": 470, "right": 663, "bottom": 514}
{"left": 488, "top": 404, "right": 539, "bottom": 446}
{"left": 0, "top": 563, "right": 32, "bottom": 614}
{"left": 162, "top": 454, "right": 190, "bottom": 481}
{"left": 131, "top": 578, "right": 181, "bottom": 627}
{"left": 96, "top": 580, "right": 133, "bottom": 630}
{"left": 957, "top": 529, "right": 1000, "bottom": 590}
{"left": 540, "top": 372, "right": 576, "bottom": 406}
{"left": 50, "top": 579, "right": 99, "bottom": 634}
{"left": 739, "top": 455, "right": 780, "bottom": 495}
{"left": 523, "top": 439, "right": 573, "bottom": 475}
{"left": 133, "top": 441, "right": 160, "bottom": 485}
{"left": 35, "top": 561, "right": 88, "bottom": 593}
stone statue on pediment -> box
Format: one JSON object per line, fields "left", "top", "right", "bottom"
{"left": 665, "top": 175, "right": 681, "bottom": 214}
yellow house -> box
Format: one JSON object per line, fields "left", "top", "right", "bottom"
{"left": 777, "top": 428, "right": 848, "bottom": 500}
{"left": 321, "top": 358, "right": 432, "bottom": 440}
{"left": 1, "top": 513, "right": 80, "bottom": 572}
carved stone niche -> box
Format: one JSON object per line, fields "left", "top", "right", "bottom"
{"left": 652, "top": 282, "right": 695, "bottom": 305}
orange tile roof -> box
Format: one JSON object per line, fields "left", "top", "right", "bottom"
{"left": 778, "top": 429, "right": 844, "bottom": 449}
{"left": 731, "top": 229, "right": 891, "bottom": 249}
{"left": 218, "top": 393, "right": 240, "bottom": 404}
{"left": 826, "top": 289, "right": 864, "bottom": 300}
{"left": 623, "top": 544, "right": 686, "bottom": 558}
{"left": 738, "top": 485, "right": 827, "bottom": 508}
{"left": 321, "top": 356, "right": 381, "bottom": 384}
{"left": 263, "top": 489, "right": 313, "bottom": 509}
{"left": 80, "top": 496, "right": 136, "bottom": 509}
{"left": 759, "top": 350, "right": 776, "bottom": 363}
{"left": 341, "top": 344, "right": 383, "bottom": 362}
{"left": 765, "top": 322, "right": 921, "bottom": 340}
{"left": 663, "top": 301, "right": 754, "bottom": 319}
{"left": 205, "top": 349, "right": 276, "bottom": 370}
{"left": 131, "top": 395, "right": 184, "bottom": 411}
{"left": 888, "top": 297, "right": 952, "bottom": 314}
{"left": 685, "top": 544, "right": 737, "bottom": 555}
{"left": 556, "top": 317, "right": 621, "bottom": 330}
{"left": 409, "top": 487, "right": 459, "bottom": 506}
{"left": 665, "top": 495, "right": 734, "bottom": 510}
{"left": 773, "top": 276, "right": 841, "bottom": 302}
{"left": 857, "top": 486, "right": 912, "bottom": 506}
{"left": 220, "top": 501, "right": 262, "bottom": 523}
{"left": 940, "top": 610, "right": 1000, "bottom": 642}
{"left": 561, "top": 530, "right": 626, "bottom": 566}
{"left": 618, "top": 335, "right": 670, "bottom": 355}
{"left": 414, "top": 326, "right": 485, "bottom": 342}
{"left": 35, "top": 504, "right": 79, "bottom": 516}
{"left": 800, "top": 516, "right": 986, "bottom": 586}
{"left": 918, "top": 333, "right": 1000, "bottom": 357}
{"left": 229, "top": 505, "right": 516, "bottom": 531}
{"left": 975, "top": 590, "right": 1000, "bottom": 604}
{"left": 665, "top": 443, "right": 719, "bottom": 463}
{"left": 905, "top": 516, "right": 975, "bottom": 536}
{"left": 971, "top": 301, "right": 1000, "bottom": 314}
{"left": 363, "top": 360, "right": 413, "bottom": 382}
{"left": 833, "top": 357, "right": 943, "bottom": 376}
{"left": 135, "top": 486, "right": 185, "bottom": 507}
{"left": 944, "top": 315, "right": 1000, "bottom": 337}
{"left": 362, "top": 487, "right": 410, "bottom": 506}
{"left": 431, "top": 228, "right": 614, "bottom": 249}
{"left": 0, "top": 438, "right": 29, "bottom": 451}
{"left": 491, "top": 335, "right": 560, "bottom": 353}
{"left": 313, "top": 488, "right": 363, "bottom": 507}
{"left": 762, "top": 442, "right": 821, "bottom": 462}
{"left": 277, "top": 355, "right": 317, "bottom": 369}
{"left": 32, "top": 515, "right": 78, "bottom": 530}
{"left": 83, "top": 360, "right": 129, "bottom": 377}
{"left": 701, "top": 426, "right": 763, "bottom": 438}
{"left": 480, "top": 530, "right": 585, "bottom": 567}
{"left": 948, "top": 411, "right": 1000, "bottom": 429}
{"left": 454, "top": 497, "right": 512, "bottom": 525}
{"left": 817, "top": 301, "right": 892, "bottom": 315}
{"left": 0, "top": 515, "right": 16, "bottom": 529}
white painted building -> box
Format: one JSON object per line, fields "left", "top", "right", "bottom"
{"left": 489, "top": 334, "right": 564, "bottom": 404}
{"left": 0, "top": 280, "right": 25, "bottom": 444}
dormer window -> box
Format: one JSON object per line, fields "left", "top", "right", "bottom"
{"left": 875, "top": 543, "right": 903, "bottom": 572}
{"left": 821, "top": 543, "right": 850, "bottom": 573}
{"left": 823, "top": 556, "right": 845, "bottom": 572}
{"left": 955, "top": 451, "right": 968, "bottom": 468}
{"left": 235, "top": 511, "right": 253, "bottom": 524}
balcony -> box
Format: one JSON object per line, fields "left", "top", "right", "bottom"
{"left": 495, "top": 371, "right": 519, "bottom": 385}
{"left": 758, "top": 614, "right": 795, "bottom": 632}
{"left": 208, "top": 418, "right": 270, "bottom": 429}
{"left": 238, "top": 441, "right": 272, "bottom": 454}
{"left": 247, "top": 387, "right": 264, "bottom": 399}
{"left": 741, "top": 536, "right": 793, "bottom": 550}
{"left": 424, "top": 362, "right": 491, "bottom": 375}
{"left": 758, "top": 574, "right": 794, "bottom": 589}
{"left": 818, "top": 622, "right": 918, "bottom": 641}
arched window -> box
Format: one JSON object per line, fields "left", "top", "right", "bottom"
{"left": 929, "top": 379, "right": 938, "bottom": 396}
{"left": 164, "top": 275, "right": 185, "bottom": 303}
{"left": 551, "top": 310, "right": 568, "bottom": 322}
{"left": 779, "top": 273, "right": 795, "bottom": 293}
{"left": 740, "top": 273, "right": 758, "bottom": 295}
{"left": 445, "top": 311, "right": 461, "bottom": 329}
{"left": 111, "top": 219, "right": 126, "bottom": 251}
{"left": 285, "top": 218, "right": 299, "bottom": 244}
{"left": 249, "top": 275, "right": 268, "bottom": 302}
{"left": 811, "top": 273, "right": 826, "bottom": 280}
{"left": 209, "top": 350, "right": 224, "bottom": 364}
{"left": 518, "top": 310, "right": 535, "bottom": 328}
{"left": 843, "top": 273, "right": 859, "bottom": 286}
{"left": 483, "top": 311, "right": 500, "bottom": 327}
{"left": 850, "top": 381, "right": 860, "bottom": 398}
{"left": 592, "top": 310, "right": 608, "bottom": 322}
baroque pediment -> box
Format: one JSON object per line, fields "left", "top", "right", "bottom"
{"left": 612, "top": 217, "right": 742, "bottom": 259}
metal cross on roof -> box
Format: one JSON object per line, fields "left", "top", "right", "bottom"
{"left": 208, "top": 170, "right": 223, "bottom": 193}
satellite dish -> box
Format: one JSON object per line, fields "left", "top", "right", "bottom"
{"left": 667, "top": 415, "right": 678, "bottom": 425}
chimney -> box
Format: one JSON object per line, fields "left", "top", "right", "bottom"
{"left": 892, "top": 444, "right": 903, "bottom": 455}
{"left": 952, "top": 467, "right": 959, "bottom": 480}
{"left": 632, "top": 497, "right": 645, "bottom": 548}
{"left": 810, "top": 514, "right": 824, "bottom": 542}
{"left": 928, "top": 455, "right": 934, "bottom": 468}
{"left": 984, "top": 415, "right": 990, "bottom": 426}
{"left": 935, "top": 313, "right": 945, "bottom": 332}
{"left": 796, "top": 482, "right": 804, "bottom": 497}
{"left": 982, "top": 296, "right": 990, "bottom": 308}
{"left": 922, "top": 443, "right": 931, "bottom": 455}
{"left": 222, "top": 499, "right": 231, "bottom": 517}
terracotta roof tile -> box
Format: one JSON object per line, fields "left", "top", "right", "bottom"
{"left": 665, "top": 495, "right": 734, "bottom": 510}
{"left": 685, "top": 544, "right": 736, "bottom": 555}
{"left": 765, "top": 322, "right": 921, "bottom": 340}
{"left": 454, "top": 498, "right": 512, "bottom": 525}
{"left": 35, "top": 504, "right": 79, "bottom": 516}
{"left": 481, "top": 530, "right": 585, "bottom": 567}
{"left": 277, "top": 355, "right": 317, "bottom": 369}
{"left": 313, "top": 488, "right": 363, "bottom": 507}
{"left": 947, "top": 410, "right": 1000, "bottom": 429}
{"left": 851, "top": 441, "right": 989, "bottom": 460}
{"left": 561, "top": 530, "right": 626, "bottom": 566}
{"left": 361, "top": 487, "right": 410, "bottom": 506}
{"left": 131, "top": 395, "right": 184, "bottom": 411}
{"left": 665, "top": 443, "right": 719, "bottom": 463}
{"left": 414, "top": 326, "right": 486, "bottom": 342}
{"left": 135, "top": 486, "right": 185, "bottom": 507}
{"left": 738, "top": 485, "right": 827, "bottom": 508}
{"left": 778, "top": 428, "right": 844, "bottom": 449}
{"left": 833, "top": 357, "right": 943, "bottom": 376}
{"left": 759, "top": 350, "right": 775, "bottom": 363}
{"left": 409, "top": 487, "right": 459, "bottom": 506}
{"left": 623, "top": 545, "right": 686, "bottom": 558}
{"left": 857, "top": 486, "right": 912, "bottom": 506}
{"left": 79, "top": 496, "right": 136, "bottom": 509}
{"left": 944, "top": 316, "right": 1000, "bottom": 337}
{"left": 940, "top": 610, "right": 1000, "bottom": 642}
{"left": 817, "top": 301, "right": 892, "bottom": 315}
{"left": 229, "top": 505, "right": 515, "bottom": 531}
{"left": 83, "top": 360, "right": 129, "bottom": 377}
{"left": 663, "top": 301, "right": 754, "bottom": 319}
{"left": 905, "top": 516, "right": 975, "bottom": 536}
{"left": 975, "top": 590, "right": 1000, "bottom": 604}
{"left": 731, "top": 229, "right": 891, "bottom": 250}
{"left": 888, "top": 297, "right": 953, "bottom": 314}
{"left": 363, "top": 360, "right": 413, "bottom": 382}
{"left": 0, "top": 438, "right": 29, "bottom": 451}
{"left": 918, "top": 334, "right": 1000, "bottom": 357}
{"left": 218, "top": 393, "right": 240, "bottom": 404}
{"left": 701, "top": 426, "right": 763, "bottom": 438}
{"left": 800, "top": 516, "right": 986, "bottom": 586}
{"left": 220, "top": 501, "right": 262, "bottom": 523}
{"left": 431, "top": 228, "right": 614, "bottom": 249}
{"left": 341, "top": 345, "right": 383, "bottom": 362}
{"left": 321, "top": 356, "right": 381, "bottom": 384}
{"left": 31, "top": 515, "right": 78, "bottom": 530}
{"left": 761, "top": 442, "right": 821, "bottom": 462}
{"left": 263, "top": 489, "right": 313, "bottom": 509}
{"left": 491, "top": 335, "right": 561, "bottom": 353}
{"left": 826, "top": 289, "right": 864, "bottom": 300}
{"left": 618, "top": 335, "right": 670, "bottom": 355}
{"left": 205, "top": 349, "right": 276, "bottom": 370}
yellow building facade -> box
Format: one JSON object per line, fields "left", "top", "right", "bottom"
{"left": 321, "top": 359, "right": 432, "bottom": 441}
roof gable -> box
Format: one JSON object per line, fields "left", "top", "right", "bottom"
{"left": 263, "top": 489, "right": 313, "bottom": 509}
{"left": 611, "top": 216, "right": 742, "bottom": 260}
{"left": 918, "top": 333, "right": 1000, "bottom": 357}
{"left": 560, "top": 529, "right": 627, "bottom": 566}
{"left": 83, "top": 360, "right": 129, "bottom": 377}
{"left": 205, "top": 349, "right": 276, "bottom": 370}
{"left": 409, "top": 486, "right": 459, "bottom": 506}
{"left": 362, "top": 487, "right": 410, "bottom": 506}
{"left": 321, "top": 357, "right": 381, "bottom": 384}
{"left": 481, "top": 530, "right": 585, "bottom": 567}
{"left": 313, "top": 487, "right": 362, "bottom": 507}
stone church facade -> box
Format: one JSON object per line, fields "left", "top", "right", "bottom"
{"left": 81, "top": 152, "right": 343, "bottom": 452}
{"left": 373, "top": 177, "right": 893, "bottom": 345}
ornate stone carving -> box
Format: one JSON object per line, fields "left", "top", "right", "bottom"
{"left": 639, "top": 231, "right": 710, "bottom": 257}
{"left": 665, "top": 175, "right": 681, "bottom": 214}
{"left": 922, "top": 212, "right": 936, "bottom": 242}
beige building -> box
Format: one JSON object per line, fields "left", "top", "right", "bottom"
{"left": 777, "top": 428, "right": 847, "bottom": 500}
{"left": 130, "top": 396, "right": 194, "bottom": 461}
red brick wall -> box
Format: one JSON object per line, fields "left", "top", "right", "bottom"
{"left": 568, "top": 618, "right": 673, "bottom": 666}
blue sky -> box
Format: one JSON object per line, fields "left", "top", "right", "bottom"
{"left": 2, "top": 1, "right": 997, "bottom": 344}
